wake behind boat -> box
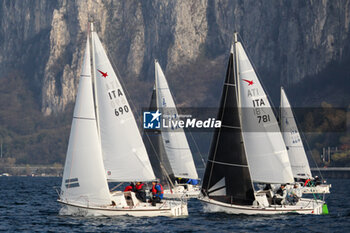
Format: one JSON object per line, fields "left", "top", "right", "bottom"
{"left": 57, "top": 22, "right": 187, "bottom": 217}
{"left": 198, "top": 33, "right": 327, "bottom": 215}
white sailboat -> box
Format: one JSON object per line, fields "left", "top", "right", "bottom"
{"left": 198, "top": 33, "right": 327, "bottom": 215}
{"left": 280, "top": 87, "right": 331, "bottom": 194}
{"left": 58, "top": 23, "right": 188, "bottom": 217}
{"left": 144, "top": 60, "right": 200, "bottom": 199}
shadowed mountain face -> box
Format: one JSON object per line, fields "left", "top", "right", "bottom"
{"left": 0, "top": 0, "right": 349, "bottom": 114}
{"left": 0, "top": 0, "right": 349, "bottom": 165}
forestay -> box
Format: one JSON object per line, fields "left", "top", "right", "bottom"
{"left": 155, "top": 61, "right": 198, "bottom": 179}
{"left": 236, "top": 42, "right": 294, "bottom": 184}
{"left": 92, "top": 32, "right": 155, "bottom": 182}
{"left": 60, "top": 38, "right": 112, "bottom": 206}
{"left": 280, "top": 87, "right": 312, "bottom": 179}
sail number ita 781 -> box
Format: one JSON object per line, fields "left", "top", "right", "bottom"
{"left": 252, "top": 98, "right": 271, "bottom": 124}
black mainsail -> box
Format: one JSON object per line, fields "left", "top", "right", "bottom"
{"left": 143, "top": 87, "right": 174, "bottom": 184}
{"left": 201, "top": 47, "right": 255, "bottom": 205}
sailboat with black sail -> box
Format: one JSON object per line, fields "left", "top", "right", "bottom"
{"left": 57, "top": 22, "right": 187, "bottom": 217}
{"left": 144, "top": 60, "right": 200, "bottom": 199}
{"left": 198, "top": 33, "right": 327, "bottom": 215}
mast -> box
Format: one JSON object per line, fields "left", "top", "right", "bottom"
{"left": 233, "top": 33, "right": 255, "bottom": 191}
{"left": 153, "top": 59, "right": 176, "bottom": 188}
{"left": 89, "top": 21, "right": 100, "bottom": 136}
{"left": 201, "top": 40, "right": 255, "bottom": 205}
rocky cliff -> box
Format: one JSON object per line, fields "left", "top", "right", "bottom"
{"left": 0, "top": 0, "right": 349, "bottom": 116}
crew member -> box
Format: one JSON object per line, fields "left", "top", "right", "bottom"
{"left": 150, "top": 180, "right": 164, "bottom": 206}
{"left": 135, "top": 181, "right": 146, "bottom": 202}
{"left": 124, "top": 182, "right": 135, "bottom": 192}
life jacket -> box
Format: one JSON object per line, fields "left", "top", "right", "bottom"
{"left": 124, "top": 185, "right": 133, "bottom": 192}
{"left": 152, "top": 184, "right": 164, "bottom": 195}
{"left": 135, "top": 183, "right": 144, "bottom": 190}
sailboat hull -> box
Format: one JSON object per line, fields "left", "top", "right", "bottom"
{"left": 198, "top": 196, "right": 325, "bottom": 215}
{"left": 58, "top": 199, "right": 188, "bottom": 217}
{"left": 302, "top": 184, "right": 331, "bottom": 194}
{"left": 163, "top": 184, "right": 201, "bottom": 199}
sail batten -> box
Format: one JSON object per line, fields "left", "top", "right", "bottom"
{"left": 280, "top": 87, "right": 312, "bottom": 179}
{"left": 201, "top": 49, "right": 255, "bottom": 205}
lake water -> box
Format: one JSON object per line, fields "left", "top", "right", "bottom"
{"left": 0, "top": 177, "right": 349, "bottom": 232}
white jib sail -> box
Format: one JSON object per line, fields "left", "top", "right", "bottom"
{"left": 236, "top": 42, "right": 294, "bottom": 184}
{"left": 92, "top": 32, "right": 155, "bottom": 182}
{"left": 280, "top": 87, "right": 312, "bottom": 179}
{"left": 60, "top": 38, "right": 112, "bottom": 206}
{"left": 155, "top": 61, "right": 198, "bottom": 179}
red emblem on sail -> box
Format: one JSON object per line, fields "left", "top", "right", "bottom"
{"left": 243, "top": 79, "right": 254, "bottom": 86}
{"left": 98, "top": 69, "right": 108, "bottom": 78}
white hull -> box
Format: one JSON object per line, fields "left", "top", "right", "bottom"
{"left": 58, "top": 201, "right": 187, "bottom": 217}
{"left": 163, "top": 184, "right": 201, "bottom": 199}
{"left": 302, "top": 184, "right": 331, "bottom": 194}
{"left": 198, "top": 196, "right": 325, "bottom": 215}
{"left": 58, "top": 191, "right": 188, "bottom": 217}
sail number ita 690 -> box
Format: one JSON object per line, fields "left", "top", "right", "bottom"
{"left": 115, "top": 105, "right": 129, "bottom": 116}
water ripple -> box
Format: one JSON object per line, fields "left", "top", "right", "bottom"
{"left": 0, "top": 177, "right": 349, "bottom": 232}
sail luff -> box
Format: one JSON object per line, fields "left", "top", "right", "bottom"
{"left": 90, "top": 22, "right": 100, "bottom": 137}
{"left": 234, "top": 35, "right": 256, "bottom": 192}
{"left": 280, "top": 87, "right": 312, "bottom": 179}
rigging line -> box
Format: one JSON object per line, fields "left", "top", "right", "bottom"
{"left": 234, "top": 33, "right": 255, "bottom": 192}
{"left": 188, "top": 131, "right": 206, "bottom": 168}
{"left": 299, "top": 122, "right": 324, "bottom": 180}
{"left": 283, "top": 88, "right": 323, "bottom": 180}
{"left": 154, "top": 69, "right": 176, "bottom": 188}
{"left": 110, "top": 182, "right": 124, "bottom": 191}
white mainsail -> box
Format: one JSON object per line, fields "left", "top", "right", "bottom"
{"left": 280, "top": 87, "right": 312, "bottom": 179}
{"left": 92, "top": 31, "right": 155, "bottom": 182}
{"left": 155, "top": 61, "right": 198, "bottom": 179}
{"left": 236, "top": 42, "right": 294, "bottom": 184}
{"left": 60, "top": 38, "right": 112, "bottom": 206}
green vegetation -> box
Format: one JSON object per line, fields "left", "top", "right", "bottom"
{"left": 300, "top": 102, "right": 350, "bottom": 167}
{"left": 0, "top": 71, "right": 72, "bottom": 165}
